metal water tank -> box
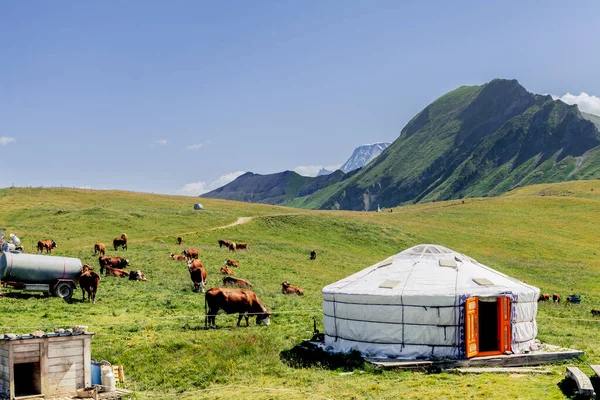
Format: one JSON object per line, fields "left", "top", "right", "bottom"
{"left": 0, "top": 252, "right": 82, "bottom": 284}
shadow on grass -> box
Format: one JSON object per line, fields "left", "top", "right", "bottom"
{"left": 280, "top": 340, "right": 365, "bottom": 371}
{"left": 1, "top": 292, "right": 46, "bottom": 300}
{"left": 557, "top": 375, "right": 599, "bottom": 399}
{"left": 181, "top": 321, "right": 251, "bottom": 331}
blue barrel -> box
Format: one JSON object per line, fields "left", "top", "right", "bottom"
{"left": 91, "top": 361, "right": 102, "bottom": 386}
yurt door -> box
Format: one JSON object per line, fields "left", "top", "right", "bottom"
{"left": 498, "top": 297, "right": 512, "bottom": 353}
{"left": 465, "top": 297, "right": 479, "bottom": 358}
{"left": 465, "top": 296, "right": 512, "bottom": 358}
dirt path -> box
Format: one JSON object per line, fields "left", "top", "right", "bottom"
{"left": 209, "top": 217, "right": 254, "bottom": 230}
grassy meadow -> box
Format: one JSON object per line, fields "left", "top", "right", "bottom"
{"left": 1, "top": 183, "right": 600, "bottom": 399}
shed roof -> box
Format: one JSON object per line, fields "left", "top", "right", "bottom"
{"left": 0, "top": 331, "right": 94, "bottom": 343}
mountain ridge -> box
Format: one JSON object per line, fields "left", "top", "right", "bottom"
{"left": 294, "top": 79, "right": 600, "bottom": 210}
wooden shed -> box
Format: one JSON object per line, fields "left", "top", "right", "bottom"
{"left": 0, "top": 330, "right": 94, "bottom": 399}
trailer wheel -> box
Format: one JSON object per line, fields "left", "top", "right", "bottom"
{"left": 55, "top": 282, "right": 74, "bottom": 300}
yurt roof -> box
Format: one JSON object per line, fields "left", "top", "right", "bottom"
{"left": 323, "top": 244, "right": 538, "bottom": 306}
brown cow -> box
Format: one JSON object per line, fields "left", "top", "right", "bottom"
{"left": 177, "top": 236, "right": 184, "bottom": 245}
{"left": 591, "top": 309, "right": 600, "bottom": 317}
{"left": 310, "top": 250, "right": 317, "bottom": 260}
{"left": 537, "top": 293, "right": 550, "bottom": 302}
{"left": 188, "top": 260, "right": 207, "bottom": 292}
{"left": 129, "top": 270, "right": 148, "bottom": 281}
{"left": 104, "top": 266, "right": 130, "bottom": 278}
{"left": 218, "top": 239, "right": 231, "bottom": 248}
{"left": 220, "top": 266, "right": 235, "bottom": 275}
{"left": 236, "top": 242, "right": 248, "bottom": 250}
{"left": 113, "top": 233, "right": 128, "bottom": 251}
{"left": 94, "top": 242, "right": 106, "bottom": 256}
{"left": 182, "top": 249, "right": 199, "bottom": 260}
{"left": 98, "top": 256, "right": 129, "bottom": 274}
{"left": 37, "top": 240, "right": 57, "bottom": 253}
{"left": 223, "top": 276, "right": 253, "bottom": 288}
{"left": 205, "top": 288, "right": 270, "bottom": 328}
{"left": 281, "top": 281, "right": 304, "bottom": 295}
{"left": 170, "top": 253, "right": 187, "bottom": 261}
{"left": 228, "top": 242, "right": 237, "bottom": 252}
{"left": 552, "top": 293, "right": 561, "bottom": 304}
{"left": 80, "top": 265, "right": 100, "bottom": 303}
{"left": 225, "top": 260, "right": 239, "bottom": 268}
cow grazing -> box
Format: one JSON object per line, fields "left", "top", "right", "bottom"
{"left": 553, "top": 293, "right": 561, "bottom": 304}
{"left": 37, "top": 240, "right": 57, "bottom": 253}
{"left": 177, "top": 236, "right": 184, "bottom": 245}
{"left": 113, "top": 233, "right": 128, "bottom": 251}
{"left": 228, "top": 242, "right": 237, "bottom": 252}
{"left": 129, "top": 270, "right": 148, "bottom": 281}
{"left": 182, "top": 249, "right": 199, "bottom": 260}
{"left": 236, "top": 242, "right": 248, "bottom": 250}
{"left": 98, "top": 256, "right": 129, "bottom": 274}
{"left": 205, "top": 288, "right": 270, "bottom": 328}
{"left": 310, "top": 250, "right": 317, "bottom": 260}
{"left": 222, "top": 276, "right": 253, "bottom": 288}
{"left": 94, "top": 242, "right": 106, "bottom": 256}
{"left": 537, "top": 293, "right": 550, "bottom": 302}
{"left": 80, "top": 265, "right": 100, "bottom": 303}
{"left": 281, "top": 281, "right": 304, "bottom": 296}
{"left": 188, "top": 260, "right": 207, "bottom": 293}
{"left": 591, "top": 309, "right": 600, "bottom": 317}
{"left": 225, "top": 259, "right": 239, "bottom": 268}
{"left": 220, "top": 266, "right": 235, "bottom": 275}
{"left": 104, "top": 266, "right": 130, "bottom": 278}
{"left": 218, "top": 239, "right": 231, "bottom": 248}
{"left": 170, "top": 253, "right": 187, "bottom": 261}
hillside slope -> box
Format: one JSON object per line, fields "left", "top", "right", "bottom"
{"left": 298, "top": 79, "right": 600, "bottom": 210}
{"left": 1, "top": 186, "right": 600, "bottom": 398}
{"left": 201, "top": 170, "right": 345, "bottom": 205}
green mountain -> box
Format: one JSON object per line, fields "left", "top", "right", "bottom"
{"left": 292, "top": 79, "right": 600, "bottom": 210}
{"left": 201, "top": 170, "right": 346, "bottom": 205}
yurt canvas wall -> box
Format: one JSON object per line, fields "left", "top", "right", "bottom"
{"left": 322, "top": 245, "right": 539, "bottom": 360}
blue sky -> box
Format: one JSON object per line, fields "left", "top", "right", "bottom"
{"left": 2, "top": 1, "right": 600, "bottom": 195}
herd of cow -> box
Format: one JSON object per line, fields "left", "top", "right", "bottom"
{"left": 538, "top": 292, "right": 600, "bottom": 317}
{"left": 39, "top": 233, "right": 314, "bottom": 328}
{"left": 177, "top": 238, "right": 308, "bottom": 328}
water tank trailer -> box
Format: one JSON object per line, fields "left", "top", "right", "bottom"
{"left": 0, "top": 252, "right": 83, "bottom": 299}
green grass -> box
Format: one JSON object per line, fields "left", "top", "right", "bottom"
{"left": 2, "top": 184, "right": 600, "bottom": 399}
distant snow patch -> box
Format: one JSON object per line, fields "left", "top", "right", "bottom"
{"left": 554, "top": 93, "right": 600, "bottom": 117}
{"left": 340, "top": 142, "right": 391, "bottom": 173}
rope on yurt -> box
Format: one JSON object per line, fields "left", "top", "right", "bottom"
{"left": 332, "top": 294, "right": 339, "bottom": 342}
{"left": 453, "top": 260, "right": 461, "bottom": 358}
{"left": 397, "top": 258, "right": 422, "bottom": 350}
{"left": 320, "top": 334, "right": 457, "bottom": 347}
{"left": 322, "top": 299, "right": 456, "bottom": 308}
{"left": 321, "top": 312, "right": 459, "bottom": 327}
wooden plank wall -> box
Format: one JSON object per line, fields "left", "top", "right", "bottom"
{"left": 0, "top": 345, "right": 9, "bottom": 398}
{"left": 47, "top": 339, "right": 85, "bottom": 396}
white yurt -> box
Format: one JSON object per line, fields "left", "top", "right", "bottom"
{"left": 322, "top": 244, "right": 539, "bottom": 360}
